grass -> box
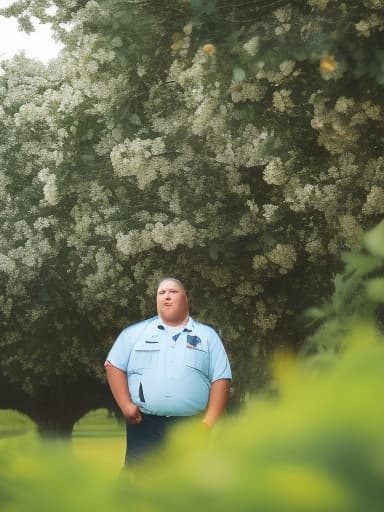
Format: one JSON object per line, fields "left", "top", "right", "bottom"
{"left": 0, "top": 409, "right": 36, "bottom": 438}
{"left": 0, "top": 408, "right": 126, "bottom": 476}
{"left": 72, "top": 409, "right": 125, "bottom": 475}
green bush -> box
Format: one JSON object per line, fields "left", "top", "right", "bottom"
{"left": 0, "top": 321, "right": 383, "bottom": 512}
{"left": 122, "top": 324, "right": 384, "bottom": 512}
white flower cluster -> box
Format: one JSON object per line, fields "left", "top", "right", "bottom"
{"left": 311, "top": 96, "right": 381, "bottom": 154}
{"left": 192, "top": 97, "right": 219, "bottom": 135}
{"left": 198, "top": 264, "right": 232, "bottom": 289}
{"left": 363, "top": 0, "right": 384, "bottom": 8}
{"left": 168, "top": 50, "right": 212, "bottom": 100}
{"left": 255, "top": 60, "right": 297, "bottom": 84}
{"left": 267, "top": 243, "right": 297, "bottom": 274}
{"left": 230, "top": 82, "right": 266, "bottom": 103}
{"left": 284, "top": 179, "right": 339, "bottom": 218}
{"left": 0, "top": 170, "right": 10, "bottom": 201}
{"left": 273, "top": 5, "right": 292, "bottom": 23}
{"left": 5, "top": 231, "right": 55, "bottom": 273}
{"left": 362, "top": 186, "right": 384, "bottom": 215}
{"left": 111, "top": 137, "right": 170, "bottom": 189}
{"left": 305, "top": 237, "right": 325, "bottom": 261}
{"left": 38, "top": 168, "right": 58, "bottom": 205}
{"left": 355, "top": 14, "right": 384, "bottom": 37}
{"left": 235, "top": 281, "right": 262, "bottom": 297}
{"left": 116, "top": 220, "right": 198, "bottom": 256}
{"left": 252, "top": 254, "right": 268, "bottom": 272}
{"left": 225, "top": 124, "right": 271, "bottom": 171}
{"left": 339, "top": 214, "right": 363, "bottom": 248}
{"left": 80, "top": 248, "right": 129, "bottom": 308}
{"left": 262, "top": 204, "right": 279, "bottom": 223}
{"left": 66, "top": 199, "right": 100, "bottom": 249}
{"left": 364, "top": 156, "right": 384, "bottom": 182}
{"left": 151, "top": 108, "right": 190, "bottom": 137}
{"left": 275, "top": 24, "right": 291, "bottom": 36}
{"left": 263, "top": 158, "right": 287, "bottom": 185}
{"left": 0, "top": 253, "right": 16, "bottom": 275}
{"left": 33, "top": 216, "right": 57, "bottom": 232}
{"left": 307, "top": 0, "right": 329, "bottom": 9}
{"left": 242, "top": 36, "right": 260, "bottom": 57}
{"left": 253, "top": 300, "right": 278, "bottom": 333}
{"left": 273, "top": 89, "right": 294, "bottom": 113}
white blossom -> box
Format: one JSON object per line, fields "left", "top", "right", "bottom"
{"left": 38, "top": 169, "right": 58, "bottom": 205}
{"left": 362, "top": 186, "right": 384, "bottom": 215}
{"left": 307, "top": 0, "right": 328, "bottom": 9}
{"left": 110, "top": 137, "right": 170, "bottom": 189}
{"left": 339, "top": 214, "right": 364, "bottom": 248}
{"left": 262, "top": 204, "right": 279, "bottom": 223}
{"left": 267, "top": 243, "right": 297, "bottom": 273}
{"left": 263, "top": 158, "right": 287, "bottom": 185}
{"left": 0, "top": 254, "right": 16, "bottom": 275}
{"left": 230, "top": 82, "right": 266, "bottom": 103}
{"left": 242, "top": 36, "right": 260, "bottom": 56}
{"left": 272, "top": 89, "right": 294, "bottom": 112}
{"left": 252, "top": 254, "right": 268, "bottom": 271}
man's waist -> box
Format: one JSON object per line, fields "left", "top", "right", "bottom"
{"left": 138, "top": 404, "right": 204, "bottom": 417}
{"left": 138, "top": 411, "right": 203, "bottom": 422}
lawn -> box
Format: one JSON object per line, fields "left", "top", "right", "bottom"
{"left": 0, "top": 408, "right": 126, "bottom": 476}
{"left": 72, "top": 409, "right": 125, "bottom": 475}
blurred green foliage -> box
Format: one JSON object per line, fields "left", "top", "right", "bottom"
{"left": 304, "top": 220, "right": 384, "bottom": 362}
{"left": 72, "top": 409, "right": 124, "bottom": 439}
{"left": 0, "top": 410, "right": 35, "bottom": 438}
{"left": 129, "top": 327, "right": 384, "bottom": 512}
{"left": 0, "top": 322, "right": 383, "bottom": 511}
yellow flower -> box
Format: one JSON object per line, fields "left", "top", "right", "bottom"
{"left": 170, "top": 40, "right": 184, "bottom": 51}
{"left": 320, "top": 55, "right": 337, "bottom": 74}
{"left": 202, "top": 43, "right": 216, "bottom": 56}
{"left": 170, "top": 32, "right": 184, "bottom": 51}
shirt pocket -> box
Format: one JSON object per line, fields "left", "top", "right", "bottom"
{"left": 130, "top": 343, "right": 160, "bottom": 371}
{"left": 185, "top": 346, "right": 209, "bottom": 376}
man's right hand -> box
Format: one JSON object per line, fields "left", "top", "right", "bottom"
{"left": 105, "top": 365, "right": 142, "bottom": 425}
{"left": 123, "top": 402, "right": 142, "bottom": 424}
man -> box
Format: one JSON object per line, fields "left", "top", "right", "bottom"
{"left": 105, "top": 277, "right": 232, "bottom": 465}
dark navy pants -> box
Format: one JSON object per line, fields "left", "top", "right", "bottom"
{"left": 125, "top": 413, "right": 186, "bottom": 466}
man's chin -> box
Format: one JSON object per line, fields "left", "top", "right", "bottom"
{"left": 159, "top": 311, "right": 188, "bottom": 326}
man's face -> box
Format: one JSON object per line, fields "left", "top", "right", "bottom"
{"left": 156, "top": 279, "right": 189, "bottom": 326}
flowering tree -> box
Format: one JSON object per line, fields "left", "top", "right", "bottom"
{"left": 1, "top": 0, "right": 384, "bottom": 435}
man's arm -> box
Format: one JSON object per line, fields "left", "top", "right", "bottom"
{"left": 202, "top": 378, "right": 231, "bottom": 427}
{"left": 105, "top": 364, "right": 142, "bottom": 424}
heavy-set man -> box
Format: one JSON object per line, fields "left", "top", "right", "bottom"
{"left": 105, "top": 277, "right": 232, "bottom": 465}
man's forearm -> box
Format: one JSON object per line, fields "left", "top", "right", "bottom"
{"left": 202, "top": 378, "right": 231, "bottom": 427}
{"left": 105, "top": 364, "right": 142, "bottom": 423}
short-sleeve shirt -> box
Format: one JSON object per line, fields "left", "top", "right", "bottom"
{"left": 105, "top": 316, "right": 232, "bottom": 416}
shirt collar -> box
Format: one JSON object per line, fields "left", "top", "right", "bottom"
{"left": 156, "top": 316, "right": 193, "bottom": 333}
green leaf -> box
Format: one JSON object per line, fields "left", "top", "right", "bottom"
{"left": 233, "top": 67, "right": 246, "bottom": 82}
{"left": 190, "top": 0, "right": 216, "bottom": 16}
{"left": 364, "top": 221, "right": 384, "bottom": 258}
{"left": 306, "top": 306, "right": 328, "bottom": 320}
{"left": 208, "top": 244, "right": 219, "bottom": 261}
{"left": 375, "top": 72, "right": 384, "bottom": 85}
{"left": 341, "top": 252, "right": 382, "bottom": 276}
{"left": 366, "top": 278, "right": 384, "bottom": 303}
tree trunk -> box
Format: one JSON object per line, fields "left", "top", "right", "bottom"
{"left": 32, "top": 412, "right": 79, "bottom": 439}
{"left": 0, "top": 374, "right": 115, "bottom": 439}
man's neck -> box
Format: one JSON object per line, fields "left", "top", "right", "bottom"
{"left": 160, "top": 314, "right": 189, "bottom": 328}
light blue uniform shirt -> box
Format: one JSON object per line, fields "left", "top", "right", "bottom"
{"left": 106, "top": 316, "right": 232, "bottom": 416}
